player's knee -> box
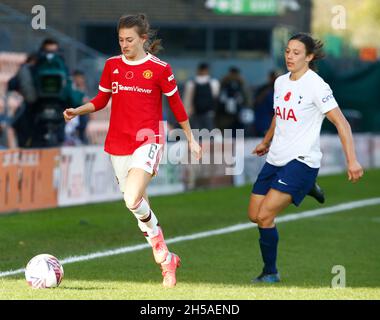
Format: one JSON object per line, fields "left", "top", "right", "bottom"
{"left": 247, "top": 208, "right": 259, "bottom": 223}
{"left": 256, "top": 210, "right": 274, "bottom": 227}
{"left": 248, "top": 196, "right": 265, "bottom": 224}
{"left": 124, "top": 193, "right": 142, "bottom": 211}
{"left": 256, "top": 214, "right": 268, "bottom": 227}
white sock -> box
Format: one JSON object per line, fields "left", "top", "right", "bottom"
{"left": 137, "top": 220, "right": 152, "bottom": 246}
{"left": 128, "top": 198, "right": 159, "bottom": 238}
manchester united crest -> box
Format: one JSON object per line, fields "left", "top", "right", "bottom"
{"left": 143, "top": 70, "right": 153, "bottom": 79}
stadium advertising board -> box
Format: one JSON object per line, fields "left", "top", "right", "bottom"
{"left": 0, "top": 134, "right": 379, "bottom": 213}
{"left": 0, "top": 148, "right": 59, "bottom": 213}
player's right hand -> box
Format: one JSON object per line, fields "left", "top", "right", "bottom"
{"left": 347, "top": 160, "right": 364, "bottom": 183}
{"left": 190, "top": 139, "right": 202, "bottom": 160}
{"left": 63, "top": 108, "right": 78, "bottom": 122}
{"left": 252, "top": 142, "right": 270, "bottom": 157}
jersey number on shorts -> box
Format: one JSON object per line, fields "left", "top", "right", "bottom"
{"left": 148, "top": 144, "right": 158, "bottom": 160}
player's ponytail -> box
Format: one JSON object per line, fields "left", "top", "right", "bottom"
{"left": 117, "top": 13, "right": 163, "bottom": 55}
{"left": 289, "top": 33, "right": 324, "bottom": 71}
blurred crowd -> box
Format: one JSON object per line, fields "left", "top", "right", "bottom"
{"left": 1, "top": 39, "right": 280, "bottom": 150}
{"left": 180, "top": 62, "right": 279, "bottom": 138}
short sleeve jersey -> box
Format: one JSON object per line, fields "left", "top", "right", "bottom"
{"left": 95, "top": 53, "right": 183, "bottom": 155}
{"left": 266, "top": 69, "right": 338, "bottom": 168}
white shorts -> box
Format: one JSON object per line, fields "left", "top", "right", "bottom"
{"left": 110, "top": 143, "right": 164, "bottom": 193}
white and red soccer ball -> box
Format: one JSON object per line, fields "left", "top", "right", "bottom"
{"left": 25, "top": 254, "right": 64, "bottom": 289}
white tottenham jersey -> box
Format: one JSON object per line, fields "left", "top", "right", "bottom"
{"left": 266, "top": 69, "right": 338, "bottom": 168}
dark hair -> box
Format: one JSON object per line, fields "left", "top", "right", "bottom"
{"left": 288, "top": 33, "right": 324, "bottom": 70}
{"left": 117, "top": 13, "right": 162, "bottom": 54}
{"left": 229, "top": 66, "right": 240, "bottom": 74}
{"left": 198, "top": 62, "right": 209, "bottom": 71}
{"left": 40, "top": 38, "right": 59, "bottom": 51}
{"left": 72, "top": 69, "right": 85, "bottom": 77}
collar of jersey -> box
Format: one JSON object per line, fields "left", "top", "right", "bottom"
{"left": 121, "top": 53, "right": 151, "bottom": 66}
{"left": 288, "top": 69, "right": 312, "bottom": 82}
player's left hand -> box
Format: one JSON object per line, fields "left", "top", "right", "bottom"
{"left": 189, "top": 140, "right": 202, "bottom": 160}
{"left": 347, "top": 160, "right": 363, "bottom": 183}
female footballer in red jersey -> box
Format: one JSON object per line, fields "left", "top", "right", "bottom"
{"left": 63, "top": 14, "right": 201, "bottom": 288}
{"left": 247, "top": 33, "right": 363, "bottom": 283}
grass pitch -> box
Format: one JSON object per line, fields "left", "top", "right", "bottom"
{"left": 0, "top": 170, "right": 379, "bottom": 300}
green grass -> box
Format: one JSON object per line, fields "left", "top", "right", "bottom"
{"left": 0, "top": 169, "right": 380, "bottom": 299}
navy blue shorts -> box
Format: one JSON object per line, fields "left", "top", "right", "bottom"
{"left": 252, "top": 159, "right": 319, "bottom": 206}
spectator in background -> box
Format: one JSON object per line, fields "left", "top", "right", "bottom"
{"left": 39, "top": 38, "right": 60, "bottom": 53}
{"left": 9, "top": 38, "right": 82, "bottom": 148}
{"left": 72, "top": 69, "right": 87, "bottom": 93}
{"left": 0, "top": 105, "right": 17, "bottom": 149}
{"left": 183, "top": 62, "right": 220, "bottom": 131}
{"left": 7, "top": 52, "right": 38, "bottom": 147}
{"left": 217, "top": 67, "right": 251, "bottom": 135}
{"left": 253, "top": 71, "right": 279, "bottom": 137}
{"left": 64, "top": 70, "right": 89, "bottom": 145}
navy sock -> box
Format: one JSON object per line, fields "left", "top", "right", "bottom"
{"left": 258, "top": 226, "right": 279, "bottom": 274}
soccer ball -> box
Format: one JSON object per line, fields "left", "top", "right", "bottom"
{"left": 25, "top": 254, "right": 64, "bottom": 289}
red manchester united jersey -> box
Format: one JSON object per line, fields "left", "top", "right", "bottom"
{"left": 91, "top": 53, "right": 188, "bottom": 155}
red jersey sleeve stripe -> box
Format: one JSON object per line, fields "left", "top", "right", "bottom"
{"left": 163, "top": 86, "right": 178, "bottom": 97}
{"left": 99, "top": 85, "right": 112, "bottom": 92}
{"left": 150, "top": 60, "right": 167, "bottom": 67}
{"left": 150, "top": 55, "right": 167, "bottom": 64}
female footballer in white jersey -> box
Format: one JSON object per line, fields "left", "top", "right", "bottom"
{"left": 248, "top": 33, "right": 363, "bottom": 283}
{"left": 63, "top": 14, "right": 201, "bottom": 288}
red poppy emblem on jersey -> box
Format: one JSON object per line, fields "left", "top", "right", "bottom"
{"left": 284, "top": 91, "right": 292, "bottom": 101}
{"left": 125, "top": 71, "right": 134, "bottom": 79}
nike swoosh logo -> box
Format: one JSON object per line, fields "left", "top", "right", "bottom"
{"left": 278, "top": 179, "right": 288, "bottom": 185}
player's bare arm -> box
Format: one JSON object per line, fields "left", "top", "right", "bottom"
{"left": 63, "top": 102, "right": 96, "bottom": 122}
{"left": 326, "top": 107, "right": 364, "bottom": 182}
